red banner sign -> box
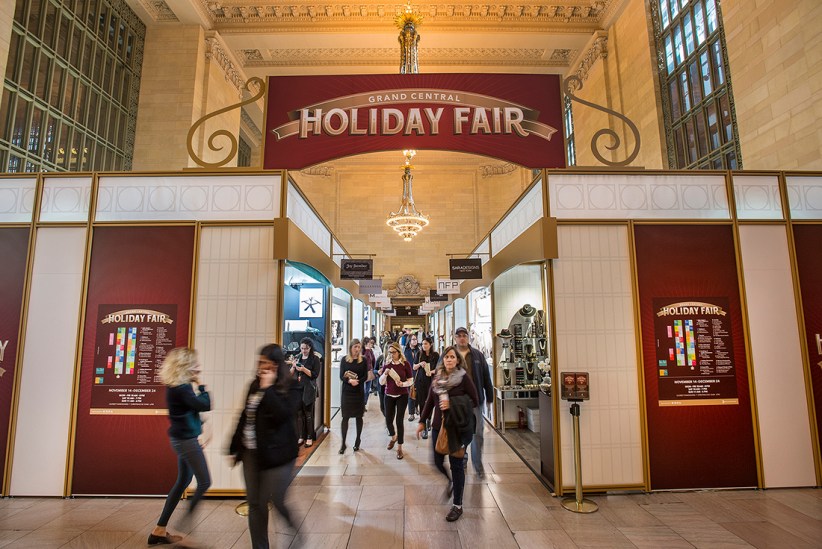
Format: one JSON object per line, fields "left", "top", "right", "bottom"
{"left": 264, "top": 74, "right": 565, "bottom": 169}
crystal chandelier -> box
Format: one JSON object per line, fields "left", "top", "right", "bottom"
{"left": 386, "top": 150, "right": 429, "bottom": 241}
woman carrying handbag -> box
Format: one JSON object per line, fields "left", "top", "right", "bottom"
{"left": 416, "top": 345, "right": 478, "bottom": 522}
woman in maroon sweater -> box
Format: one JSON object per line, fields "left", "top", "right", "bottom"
{"left": 378, "top": 342, "right": 413, "bottom": 459}
{"left": 416, "top": 345, "right": 478, "bottom": 522}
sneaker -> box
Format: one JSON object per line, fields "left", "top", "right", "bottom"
{"left": 408, "top": 415, "right": 416, "bottom": 422}
{"left": 297, "top": 438, "right": 304, "bottom": 445}
{"left": 305, "top": 439, "right": 313, "bottom": 448}
{"left": 421, "top": 429, "right": 428, "bottom": 440}
{"left": 445, "top": 506, "right": 463, "bottom": 522}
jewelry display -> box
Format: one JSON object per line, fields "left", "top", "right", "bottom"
{"left": 496, "top": 303, "right": 550, "bottom": 391}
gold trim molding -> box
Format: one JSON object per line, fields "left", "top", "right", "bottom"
{"left": 200, "top": 1, "right": 620, "bottom": 31}
{"left": 239, "top": 47, "right": 577, "bottom": 68}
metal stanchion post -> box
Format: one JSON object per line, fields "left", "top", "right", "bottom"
{"left": 561, "top": 402, "right": 598, "bottom": 513}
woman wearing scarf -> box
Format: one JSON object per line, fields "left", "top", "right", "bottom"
{"left": 416, "top": 345, "right": 478, "bottom": 522}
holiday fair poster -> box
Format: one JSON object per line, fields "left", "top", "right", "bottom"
{"left": 654, "top": 297, "right": 739, "bottom": 406}
{"left": 90, "top": 304, "right": 177, "bottom": 414}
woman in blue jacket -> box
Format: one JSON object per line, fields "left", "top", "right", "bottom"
{"left": 231, "top": 344, "right": 301, "bottom": 549}
{"left": 149, "top": 347, "right": 211, "bottom": 546}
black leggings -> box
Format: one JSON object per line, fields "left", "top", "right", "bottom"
{"left": 341, "top": 414, "right": 363, "bottom": 445}
{"left": 296, "top": 401, "right": 315, "bottom": 440}
{"left": 384, "top": 394, "right": 409, "bottom": 445}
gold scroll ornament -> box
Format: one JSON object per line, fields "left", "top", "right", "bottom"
{"left": 187, "top": 77, "right": 267, "bottom": 169}
{"left": 563, "top": 75, "right": 641, "bottom": 167}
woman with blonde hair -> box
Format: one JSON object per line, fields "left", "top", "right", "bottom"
{"left": 378, "top": 342, "right": 413, "bottom": 459}
{"left": 149, "top": 348, "right": 212, "bottom": 546}
{"left": 338, "top": 339, "right": 368, "bottom": 453}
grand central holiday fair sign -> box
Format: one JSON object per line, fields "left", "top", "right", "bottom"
{"left": 264, "top": 74, "right": 565, "bottom": 169}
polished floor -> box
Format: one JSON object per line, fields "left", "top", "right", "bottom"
{"left": 1, "top": 395, "right": 821, "bottom": 548}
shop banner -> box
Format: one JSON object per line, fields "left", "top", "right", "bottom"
{"left": 90, "top": 304, "right": 177, "bottom": 414}
{"left": 450, "top": 258, "right": 483, "bottom": 279}
{"left": 430, "top": 289, "right": 449, "bottom": 302}
{"left": 436, "top": 278, "right": 462, "bottom": 294}
{"left": 635, "top": 225, "right": 756, "bottom": 490}
{"left": 340, "top": 259, "right": 373, "bottom": 280}
{"left": 265, "top": 74, "right": 565, "bottom": 169}
{"left": 0, "top": 228, "right": 29, "bottom": 487}
{"left": 792, "top": 225, "right": 822, "bottom": 457}
{"left": 72, "top": 226, "right": 194, "bottom": 495}
{"left": 358, "top": 279, "right": 382, "bottom": 295}
{"left": 654, "top": 298, "right": 738, "bottom": 406}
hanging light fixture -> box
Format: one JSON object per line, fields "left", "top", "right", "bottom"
{"left": 386, "top": 149, "right": 429, "bottom": 242}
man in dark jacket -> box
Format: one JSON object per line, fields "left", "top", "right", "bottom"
{"left": 454, "top": 326, "right": 494, "bottom": 477}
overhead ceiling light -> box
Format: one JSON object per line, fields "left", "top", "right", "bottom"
{"left": 386, "top": 149, "right": 429, "bottom": 242}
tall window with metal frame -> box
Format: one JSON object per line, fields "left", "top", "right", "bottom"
{"left": 0, "top": 0, "right": 145, "bottom": 173}
{"left": 651, "top": 0, "right": 741, "bottom": 169}
{"left": 564, "top": 95, "right": 576, "bottom": 167}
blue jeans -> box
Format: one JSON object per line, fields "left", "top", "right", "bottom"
{"left": 432, "top": 429, "right": 466, "bottom": 506}
{"left": 157, "top": 437, "right": 211, "bottom": 527}
{"left": 363, "top": 380, "right": 372, "bottom": 403}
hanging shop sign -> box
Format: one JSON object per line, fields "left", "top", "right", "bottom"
{"left": 264, "top": 74, "right": 565, "bottom": 169}
{"left": 449, "top": 258, "right": 483, "bottom": 280}
{"left": 368, "top": 290, "right": 388, "bottom": 302}
{"left": 90, "top": 305, "right": 177, "bottom": 414}
{"left": 358, "top": 279, "right": 383, "bottom": 295}
{"left": 430, "top": 289, "right": 449, "bottom": 302}
{"left": 341, "top": 259, "right": 373, "bottom": 280}
{"left": 653, "top": 298, "right": 739, "bottom": 406}
{"left": 436, "top": 278, "right": 462, "bottom": 294}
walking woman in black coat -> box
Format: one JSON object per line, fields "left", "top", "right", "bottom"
{"left": 339, "top": 339, "right": 368, "bottom": 453}
{"left": 231, "top": 344, "right": 301, "bottom": 549}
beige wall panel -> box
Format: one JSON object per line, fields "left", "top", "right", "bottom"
{"left": 553, "top": 225, "right": 643, "bottom": 488}
{"left": 193, "top": 226, "right": 279, "bottom": 491}
{"left": 0, "top": 0, "right": 14, "bottom": 113}
{"left": 132, "top": 25, "right": 204, "bottom": 171}
{"left": 10, "top": 228, "right": 86, "bottom": 496}
{"left": 738, "top": 225, "right": 816, "bottom": 487}
{"left": 723, "top": 0, "right": 822, "bottom": 170}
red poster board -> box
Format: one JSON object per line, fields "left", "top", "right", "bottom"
{"left": 653, "top": 297, "right": 739, "bottom": 406}
{"left": 90, "top": 304, "right": 178, "bottom": 414}
{"left": 635, "top": 225, "right": 757, "bottom": 489}
{"left": 792, "top": 224, "right": 822, "bottom": 458}
{"left": 264, "top": 74, "right": 565, "bottom": 169}
{"left": 71, "top": 226, "right": 194, "bottom": 495}
{"left": 0, "top": 228, "right": 29, "bottom": 487}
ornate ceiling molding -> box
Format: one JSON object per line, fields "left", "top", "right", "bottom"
{"left": 138, "top": 0, "right": 179, "bottom": 22}
{"left": 199, "top": 1, "right": 617, "bottom": 32}
{"left": 238, "top": 47, "right": 577, "bottom": 68}
{"left": 300, "top": 166, "right": 336, "bottom": 177}
{"left": 203, "top": 32, "right": 249, "bottom": 96}
{"left": 568, "top": 31, "right": 608, "bottom": 91}
{"left": 240, "top": 109, "right": 262, "bottom": 142}
{"left": 480, "top": 163, "right": 519, "bottom": 178}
